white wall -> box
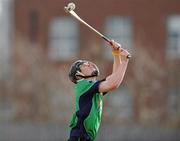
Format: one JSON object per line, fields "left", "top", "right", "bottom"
{"left": 0, "top": 0, "right": 12, "bottom": 80}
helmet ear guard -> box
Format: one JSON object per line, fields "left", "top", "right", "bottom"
{"left": 75, "top": 71, "right": 85, "bottom": 79}
{"left": 69, "top": 60, "right": 85, "bottom": 83}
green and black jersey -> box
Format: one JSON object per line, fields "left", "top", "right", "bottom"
{"left": 68, "top": 79, "right": 106, "bottom": 141}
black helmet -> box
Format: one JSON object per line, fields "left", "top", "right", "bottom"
{"left": 69, "top": 60, "right": 100, "bottom": 83}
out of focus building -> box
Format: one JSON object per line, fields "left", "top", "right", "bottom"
{"left": 0, "top": 0, "right": 180, "bottom": 140}
{"left": 13, "top": 0, "right": 180, "bottom": 125}
{"left": 0, "top": 0, "right": 12, "bottom": 79}
{"left": 0, "top": 0, "right": 13, "bottom": 121}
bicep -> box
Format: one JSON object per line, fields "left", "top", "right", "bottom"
{"left": 84, "top": 77, "right": 117, "bottom": 95}
{"left": 98, "top": 77, "right": 116, "bottom": 93}
{"left": 87, "top": 79, "right": 110, "bottom": 95}
{"left": 83, "top": 81, "right": 103, "bottom": 97}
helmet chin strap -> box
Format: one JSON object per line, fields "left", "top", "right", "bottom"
{"left": 76, "top": 71, "right": 97, "bottom": 79}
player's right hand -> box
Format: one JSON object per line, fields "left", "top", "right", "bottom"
{"left": 109, "top": 40, "right": 121, "bottom": 50}
{"left": 109, "top": 40, "right": 131, "bottom": 57}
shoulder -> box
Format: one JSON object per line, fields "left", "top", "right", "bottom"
{"left": 75, "top": 79, "right": 95, "bottom": 94}
{"left": 76, "top": 79, "right": 95, "bottom": 87}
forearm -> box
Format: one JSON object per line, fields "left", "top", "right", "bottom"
{"left": 113, "top": 56, "right": 121, "bottom": 73}
{"left": 116, "top": 59, "right": 129, "bottom": 85}
{"left": 111, "top": 49, "right": 129, "bottom": 84}
{"left": 106, "top": 59, "right": 128, "bottom": 86}
{"left": 99, "top": 61, "right": 129, "bottom": 92}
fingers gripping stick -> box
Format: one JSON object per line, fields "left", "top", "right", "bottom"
{"left": 64, "top": 3, "right": 131, "bottom": 59}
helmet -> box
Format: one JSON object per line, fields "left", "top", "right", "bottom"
{"left": 69, "top": 60, "right": 86, "bottom": 83}
{"left": 69, "top": 60, "right": 100, "bottom": 83}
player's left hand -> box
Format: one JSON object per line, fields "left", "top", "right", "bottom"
{"left": 109, "top": 40, "right": 131, "bottom": 58}
{"left": 109, "top": 40, "right": 122, "bottom": 50}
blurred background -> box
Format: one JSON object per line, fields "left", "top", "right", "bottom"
{"left": 0, "top": 0, "right": 180, "bottom": 140}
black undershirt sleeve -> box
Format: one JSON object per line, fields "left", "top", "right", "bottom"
{"left": 99, "top": 78, "right": 108, "bottom": 96}
{"left": 84, "top": 78, "right": 108, "bottom": 97}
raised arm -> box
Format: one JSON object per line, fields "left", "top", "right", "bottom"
{"left": 112, "top": 40, "right": 122, "bottom": 73}
{"left": 99, "top": 40, "right": 130, "bottom": 93}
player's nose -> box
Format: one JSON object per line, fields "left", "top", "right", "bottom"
{"left": 84, "top": 62, "right": 90, "bottom": 66}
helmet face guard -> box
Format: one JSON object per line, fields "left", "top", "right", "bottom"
{"left": 69, "top": 60, "right": 99, "bottom": 83}
{"left": 90, "top": 62, "right": 100, "bottom": 77}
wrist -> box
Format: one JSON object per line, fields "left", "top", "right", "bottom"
{"left": 112, "top": 50, "right": 121, "bottom": 56}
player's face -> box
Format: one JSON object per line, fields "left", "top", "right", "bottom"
{"left": 80, "top": 61, "right": 96, "bottom": 76}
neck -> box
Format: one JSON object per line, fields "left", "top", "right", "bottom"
{"left": 77, "top": 77, "right": 97, "bottom": 82}
{"left": 85, "top": 77, "right": 96, "bottom": 81}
